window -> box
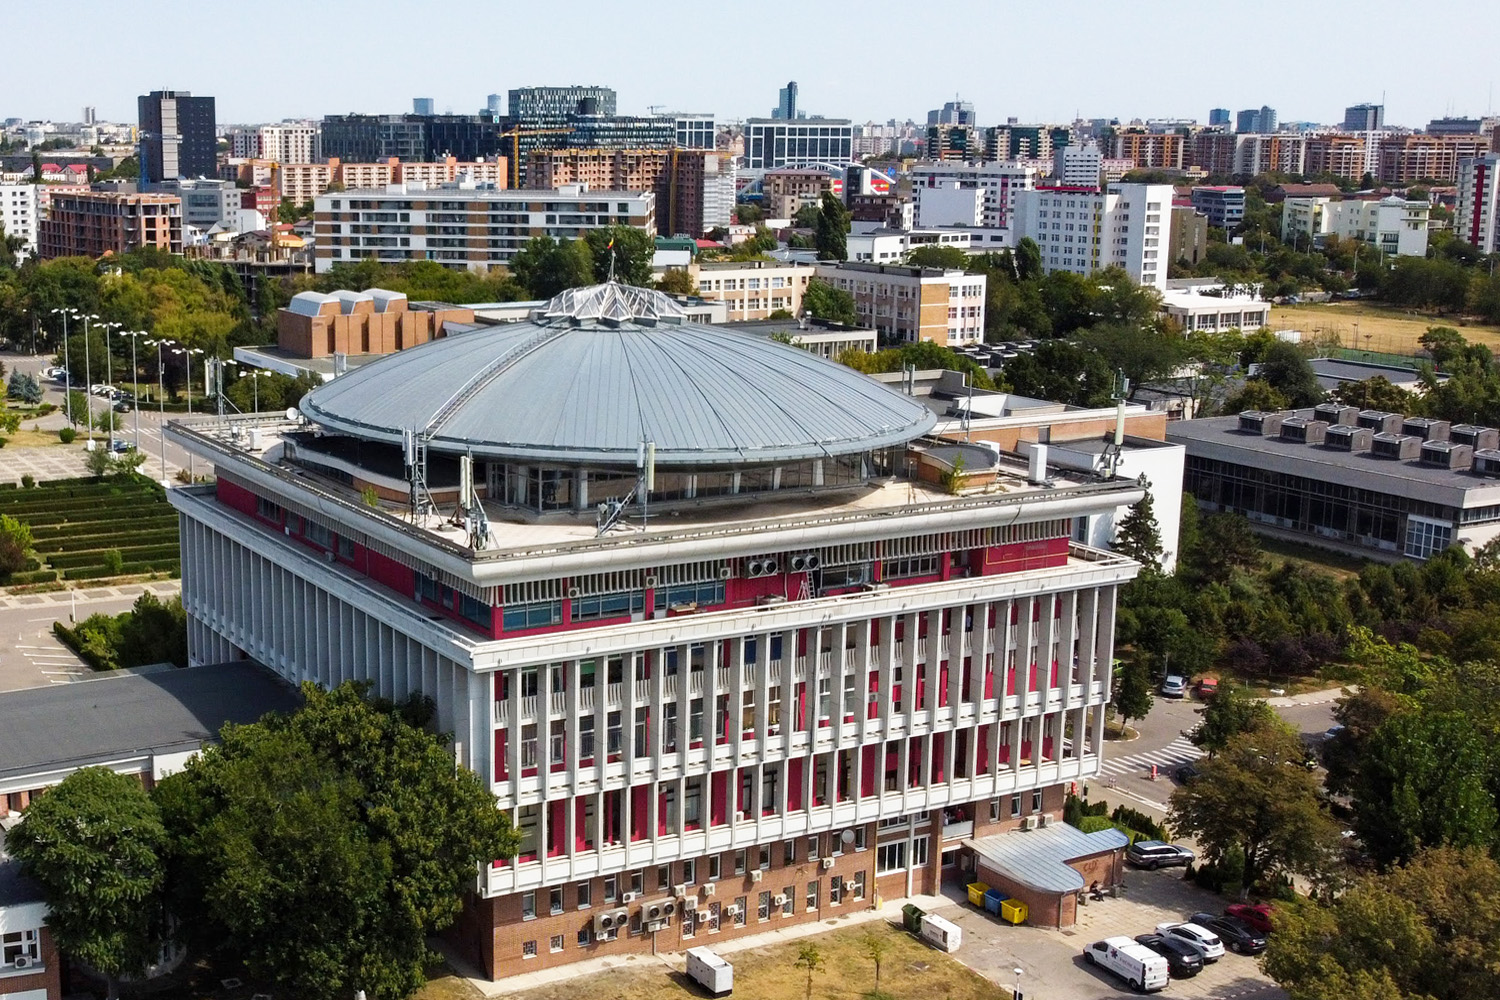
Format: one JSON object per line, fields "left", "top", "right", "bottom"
{"left": 256, "top": 496, "right": 283, "bottom": 522}
{"left": 631, "top": 870, "right": 645, "bottom": 895}
{"left": 912, "top": 836, "right": 930, "bottom": 868}
{"left": 734, "top": 895, "right": 749, "bottom": 926}
{"left": 550, "top": 887, "right": 564, "bottom": 915}
{"left": 604, "top": 875, "right": 617, "bottom": 902}
{"left": 759, "top": 845, "right": 772, "bottom": 870}
{"left": 572, "top": 590, "right": 645, "bottom": 622}
{"left": 806, "top": 880, "right": 819, "bottom": 910}
{"left": 1031, "top": 789, "right": 1043, "bottom": 812}
{"left": 877, "top": 842, "right": 906, "bottom": 874}
{"left": 549, "top": 934, "right": 564, "bottom": 954}
{"left": 504, "top": 600, "right": 562, "bottom": 632}
{"left": 784, "top": 840, "right": 796, "bottom": 866}
{"left": 1011, "top": 794, "right": 1022, "bottom": 818}
{"left": 683, "top": 858, "right": 698, "bottom": 885}
{"left": 1, "top": 929, "right": 39, "bottom": 966}
{"left": 853, "top": 871, "right": 867, "bottom": 899}
{"left": 854, "top": 827, "right": 867, "bottom": 851}
{"left": 522, "top": 940, "right": 537, "bottom": 959}
{"left": 807, "top": 836, "right": 820, "bottom": 860}
{"left": 522, "top": 892, "right": 536, "bottom": 920}
{"left": 781, "top": 886, "right": 795, "bottom": 916}
{"left": 758, "top": 890, "right": 772, "bottom": 920}
{"left": 709, "top": 855, "right": 721, "bottom": 881}
{"left": 735, "top": 850, "right": 747, "bottom": 875}
{"left": 577, "top": 882, "right": 592, "bottom": 908}
{"left": 990, "top": 799, "right": 1001, "bottom": 822}
{"left": 829, "top": 875, "right": 842, "bottom": 905}
{"left": 577, "top": 926, "right": 592, "bottom": 947}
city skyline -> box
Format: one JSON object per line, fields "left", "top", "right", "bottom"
{"left": 4, "top": 0, "right": 1497, "bottom": 129}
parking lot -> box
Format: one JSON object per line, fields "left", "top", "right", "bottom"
{"left": 939, "top": 868, "right": 1287, "bottom": 999}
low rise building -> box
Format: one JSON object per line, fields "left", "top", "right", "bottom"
{"left": 275, "top": 287, "right": 476, "bottom": 358}
{"left": 813, "top": 262, "right": 986, "bottom": 347}
{"left": 723, "top": 316, "right": 877, "bottom": 359}
{"left": 1188, "top": 186, "right": 1245, "bottom": 230}
{"left": 846, "top": 227, "right": 973, "bottom": 265}
{"left": 37, "top": 190, "right": 183, "bottom": 259}
{"left": 1281, "top": 196, "right": 1334, "bottom": 243}
{"left": 1160, "top": 288, "right": 1270, "bottom": 333}
{"left": 313, "top": 181, "right": 654, "bottom": 273}
{"left": 690, "top": 260, "right": 816, "bottom": 321}
{"left": 158, "top": 178, "right": 243, "bottom": 230}
{"left": 1013, "top": 183, "right": 1174, "bottom": 291}
{"left": 1325, "top": 195, "right": 1429, "bottom": 257}
{"left": 1169, "top": 406, "right": 1500, "bottom": 560}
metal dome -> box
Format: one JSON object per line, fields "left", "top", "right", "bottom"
{"left": 299, "top": 283, "right": 936, "bottom": 467}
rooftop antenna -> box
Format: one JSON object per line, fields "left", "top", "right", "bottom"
{"left": 1102, "top": 369, "right": 1130, "bottom": 478}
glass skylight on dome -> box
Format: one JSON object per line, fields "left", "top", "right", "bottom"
{"left": 540, "top": 282, "right": 688, "bottom": 325}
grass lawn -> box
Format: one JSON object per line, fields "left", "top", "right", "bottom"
{"left": 2, "top": 428, "right": 74, "bottom": 447}
{"left": 426, "top": 920, "right": 1008, "bottom": 1000}
{"left": 1269, "top": 301, "right": 1500, "bottom": 356}
{"left": 1258, "top": 535, "right": 1367, "bottom": 581}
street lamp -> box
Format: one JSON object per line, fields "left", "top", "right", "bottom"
{"left": 80, "top": 312, "right": 99, "bottom": 446}
{"left": 173, "top": 347, "right": 204, "bottom": 416}
{"left": 145, "top": 339, "right": 169, "bottom": 481}
{"left": 49, "top": 308, "right": 71, "bottom": 423}
{"left": 1012, "top": 967, "right": 1024, "bottom": 1000}
{"left": 239, "top": 369, "right": 269, "bottom": 414}
{"left": 102, "top": 321, "right": 122, "bottom": 450}
{"left": 122, "top": 331, "right": 147, "bottom": 452}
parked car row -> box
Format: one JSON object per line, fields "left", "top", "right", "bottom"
{"left": 1085, "top": 906, "right": 1271, "bottom": 993}
{"left": 1158, "top": 674, "right": 1219, "bottom": 699}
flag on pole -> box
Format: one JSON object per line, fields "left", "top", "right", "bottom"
{"left": 606, "top": 235, "right": 615, "bottom": 250}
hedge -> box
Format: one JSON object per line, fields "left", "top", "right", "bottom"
{"left": 62, "top": 561, "right": 178, "bottom": 581}
{"left": 34, "top": 529, "right": 180, "bottom": 554}
{"left": 5, "top": 569, "right": 59, "bottom": 585}
{"left": 47, "top": 544, "right": 182, "bottom": 569}
{"left": 52, "top": 621, "right": 110, "bottom": 670}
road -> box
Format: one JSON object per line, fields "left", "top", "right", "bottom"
{"left": 0, "top": 581, "right": 182, "bottom": 692}
{"left": 1095, "top": 684, "right": 1345, "bottom": 814}
{"left": 2, "top": 348, "right": 204, "bottom": 482}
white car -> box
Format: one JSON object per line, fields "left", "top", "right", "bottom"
{"left": 1154, "top": 921, "right": 1225, "bottom": 962}
{"left": 1160, "top": 674, "right": 1187, "bottom": 698}
{"left": 1084, "top": 936, "right": 1169, "bottom": 993}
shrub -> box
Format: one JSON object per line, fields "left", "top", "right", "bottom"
{"left": 101, "top": 548, "right": 124, "bottom": 575}
{"left": 58, "top": 427, "right": 76, "bottom": 444}
{"left": 21, "top": 474, "right": 34, "bottom": 489}
{"left": 1111, "top": 804, "right": 1171, "bottom": 841}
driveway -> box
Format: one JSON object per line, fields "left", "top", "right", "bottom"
{"left": 936, "top": 868, "right": 1287, "bottom": 1000}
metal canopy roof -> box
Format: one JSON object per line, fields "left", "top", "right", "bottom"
{"left": 966, "top": 825, "right": 1130, "bottom": 893}
{"left": 299, "top": 283, "right": 937, "bottom": 466}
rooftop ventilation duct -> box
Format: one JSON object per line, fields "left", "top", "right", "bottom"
{"left": 1402, "top": 417, "right": 1450, "bottom": 442}
{"left": 1370, "top": 432, "right": 1421, "bottom": 460}
{"left": 1451, "top": 424, "right": 1499, "bottom": 451}
{"left": 1279, "top": 417, "right": 1327, "bottom": 444}
{"left": 1420, "top": 440, "right": 1473, "bottom": 470}
{"left": 1313, "top": 403, "right": 1359, "bottom": 426}
{"left": 1324, "top": 424, "right": 1373, "bottom": 452}
{"left": 1356, "top": 410, "right": 1403, "bottom": 435}
{"left": 1237, "top": 410, "right": 1288, "bottom": 435}
{"left": 1472, "top": 448, "right": 1500, "bottom": 477}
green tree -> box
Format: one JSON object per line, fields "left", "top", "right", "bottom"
{"left": 1264, "top": 847, "right": 1500, "bottom": 1000}
{"left": 1169, "top": 717, "right": 1341, "bottom": 890}
{"left": 1190, "top": 686, "right": 1276, "bottom": 755}
{"left": 1113, "top": 659, "right": 1154, "bottom": 733}
{"left": 1258, "top": 340, "right": 1324, "bottom": 407}
{"left": 1014, "top": 237, "right": 1043, "bottom": 282}
{"left": 813, "top": 191, "right": 850, "bottom": 261}
{"left": 655, "top": 269, "right": 697, "bottom": 295}
{"left": 999, "top": 340, "right": 1114, "bottom": 407}
{"left": 906, "top": 245, "right": 971, "bottom": 270}
{"left": 1191, "top": 512, "right": 1261, "bottom": 584}
{"left": 8, "top": 768, "right": 167, "bottom": 998}
{"left": 1419, "top": 326, "right": 1467, "bottom": 368}
{"left": 803, "top": 278, "right": 857, "bottom": 325}
{"left": 156, "top": 682, "right": 521, "bottom": 1000}
{"left": 1352, "top": 709, "right": 1497, "bottom": 868}
{"left": 794, "top": 943, "right": 825, "bottom": 1000}
{"left": 863, "top": 932, "right": 889, "bottom": 992}
{"left": 1114, "top": 490, "right": 1164, "bottom": 573}
{"left": 791, "top": 203, "right": 822, "bottom": 229}
{"left": 115, "top": 593, "right": 190, "bottom": 668}
{"left": 1328, "top": 376, "right": 1414, "bottom": 412}
{"left": 734, "top": 201, "right": 764, "bottom": 225}
{"left": 510, "top": 236, "right": 593, "bottom": 299}
{"left": 583, "top": 226, "right": 654, "bottom": 286}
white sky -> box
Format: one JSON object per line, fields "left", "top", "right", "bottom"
{"left": 6, "top": 0, "right": 1496, "bottom": 128}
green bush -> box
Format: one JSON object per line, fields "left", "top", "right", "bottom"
{"left": 20, "top": 474, "right": 34, "bottom": 489}
{"left": 1111, "top": 804, "right": 1171, "bottom": 841}
{"left": 51, "top": 593, "right": 187, "bottom": 668}
{"left": 101, "top": 548, "right": 124, "bottom": 575}
{"left": 7, "top": 569, "right": 58, "bottom": 585}
{"left": 1076, "top": 815, "right": 1117, "bottom": 835}
{"left": 58, "top": 427, "right": 76, "bottom": 444}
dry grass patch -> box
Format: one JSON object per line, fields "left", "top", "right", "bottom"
{"left": 493, "top": 920, "right": 1007, "bottom": 1000}
{"left": 1269, "top": 301, "right": 1500, "bottom": 356}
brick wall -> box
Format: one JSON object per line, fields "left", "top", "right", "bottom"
{"left": 459, "top": 833, "right": 880, "bottom": 980}
{"left": 0, "top": 925, "right": 63, "bottom": 1000}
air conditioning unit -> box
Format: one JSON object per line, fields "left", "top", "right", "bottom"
{"left": 791, "top": 552, "right": 822, "bottom": 572}
{"left": 1040, "top": 813, "right": 1056, "bottom": 827}
{"left": 750, "top": 869, "right": 764, "bottom": 883}
{"left": 646, "top": 918, "right": 667, "bottom": 933}
{"left": 662, "top": 899, "right": 678, "bottom": 917}
{"left": 773, "top": 893, "right": 789, "bottom": 907}
{"left": 696, "top": 909, "right": 712, "bottom": 922}
{"left": 718, "top": 565, "right": 733, "bottom": 580}
{"left": 1022, "top": 815, "right": 1039, "bottom": 831}
{"left": 645, "top": 901, "right": 667, "bottom": 921}
{"left": 594, "top": 908, "right": 628, "bottom": 934}
{"left": 13, "top": 956, "right": 32, "bottom": 970}
{"left": 598, "top": 929, "right": 617, "bottom": 942}
{"left": 643, "top": 574, "right": 660, "bottom": 588}
{"left": 747, "top": 557, "right": 780, "bottom": 578}
{"left": 724, "top": 903, "right": 743, "bottom": 918}
{"left": 843, "top": 879, "right": 858, "bottom": 892}
{"left": 674, "top": 883, "right": 688, "bottom": 898}
{"left": 567, "top": 585, "right": 583, "bottom": 599}
{"left": 701, "top": 883, "right": 716, "bottom": 897}
{"left": 821, "top": 857, "right": 835, "bottom": 870}
{"left": 682, "top": 896, "right": 698, "bottom": 911}
{"left": 621, "top": 891, "right": 639, "bottom": 903}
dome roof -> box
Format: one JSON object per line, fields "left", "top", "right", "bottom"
{"left": 299, "top": 283, "right": 935, "bottom": 467}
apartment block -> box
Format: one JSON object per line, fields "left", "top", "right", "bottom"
{"left": 1013, "top": 183, "right": 1174, "bottom": 291}
{"left": 1186, "top": 132, "right": 1237, "bottom": 176}
{"left": 762, "top": 168, "right": 837, "bottom": 219}
{"left": 908, "top": 163, "right": 1039, "bottom": 231}
{"left": 230, "top": 122, "right": 321, "bottom": 163}
{"left": 1108, "top": 130, "right": 1184, "bottom": 170}
{"left": 37, "top": 191, "right": 183, "bottom": 259}
{"left": 1304, "top": 133, "right": 1375, "bottom": 182}
{"left": 276, "top": 157, "right": 508, "bottom": 205}
{"left": 1188, "top": 186, "right": 1245, "bottom": 230}
{"left": 313, "top": 181, "right": 654, "bottom": 273}
{"left": 1280, "top": 197, "right": 1333, "bottom": 243}
{"left": 690, "top": 260, "right": 816, "bottom": 320}
{"left": 0, "top": 182, "right": 38, "bottom": 257}
{"left": 813, "top": 262, "right": 986, "bottom": 347}
{"left": 1233, "top": 134, "right": 1306, "bottom": 177}
{"left": 528, "top": 148, "right": 734, "bottom": 236}
{"left": 1326, "top": 196, "right": 1430, "bottom": 257}
{"left": 1377, "top": 134, "right": 1490, "bottom": 184}
{"left": 1455, "top": 154, "right": 1500, "bottom": 253}
{"left": 138, "top": 90, "right": 216, "bottom": 183}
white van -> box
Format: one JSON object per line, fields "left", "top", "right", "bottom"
{"left": 1083, "top": 936, "right": 1170, "bottom": 993}
{"left": 685, "top": 946, "right": 733, "bottom": 997}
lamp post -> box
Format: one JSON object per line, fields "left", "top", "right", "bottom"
{"left": 146, "top": 339, "right": 168, "bottom": 481}
{"left": 122, "top": 331, "right": 146, "bottom": 452}
{"left": 102, "top": 321, "right": 121, "bottom": 450}
{"left": 1012, "top": 967, "right": 1024, "bottom": 1000}
{"left": 173, "top": 347, "right": 204, "bottom": 416}
{"left": 81, "top": 312, "right": 99, "bottom": 446}
{"left": 240, "top": 369, "right": 266, "bottom": 414}
{"left": 50, "top": 308, "right": 71, "bottom": 423}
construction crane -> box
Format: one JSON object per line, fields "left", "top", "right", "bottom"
{"left": 497, "top": 126, "right": 572, "bottom": 188}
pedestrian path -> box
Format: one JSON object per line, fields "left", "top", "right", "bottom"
{"left": 0, "top": 579, "right": 180, "bottom": 610}
{"left": 1098, "top": 735, "right": 1203, "bottom": 779}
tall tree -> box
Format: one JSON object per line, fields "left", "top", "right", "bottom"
{"left": 1113, "top": 659, "right": 1154, "bottom": 734}
{"left": 1258, "top": 340, "right": 1324, "bottom": 407}
{"left": 7, "top": 768, "right": 167, "bottom": 999}
{"left": 1190, "top": 686, "right": 1277, "bottom": 755}
{"left": 1352, "top": 708, "right": 1497, "bottom": 868}
{"left": 510, "top": 236, "right": 593, "bottom": 299}
{"left": 156, "top": 682, "right": 521, "bottom": 1000}
{"left": 1169, "top": 717, "right": 1341, "bottom": 891}
{"left": 583, "top": 226, "right": 654, "bottom": 286}
{"left": 814, "top": 191, "right": 850, "bottom": 261}
{"left": 803, "top": 278, "right": 857, "bottom": 325}
{"left": 1114, "top": 490, "right": 1164, "bottom": 573}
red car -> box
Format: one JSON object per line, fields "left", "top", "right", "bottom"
{"left": 1196, "top": 676, "right": 1219, "bottom": 699}
{"left": 1224, "top": 902, "right": 1274, "bottom": 934}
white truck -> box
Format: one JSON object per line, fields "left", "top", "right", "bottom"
{"left": 918, "top": 912, "right": 962, "bottom": 953}
{"left": 685, "top": 946, "right": 733, "bottom": 997}
{"left": 1083, "top": 936, "right": 1170, "bottom": 993}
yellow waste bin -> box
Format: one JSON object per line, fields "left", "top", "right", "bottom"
{"left": 966, "top": 881, "right": 990, "bottom": 907}
{"left": 999, "top": 899, "right": 1029, "bottom": 925}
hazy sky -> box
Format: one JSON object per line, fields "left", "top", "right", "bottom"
{"left": 7, "top": 0, "right": 1497, "bottom": 128}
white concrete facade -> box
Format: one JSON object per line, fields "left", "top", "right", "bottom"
{"left": 1325, "top": 196, "right": 1429, "bottom": 257}
{"left": 1013, "top": 183, "right": 1173, "bottom": 291}
{"left": 0, "top": 183, "right": 38, "bottom": 258}
{"left": 1456, "top": 154, "right": 1500, "bottom": 254}
{"left": 1281, "top": 197, "right": 1333, "bottom": 242}
{"left": 913, "top": 182, "right": 984, "bottom": 228}
{"left": 908, "top": 163, "right": 1038, "bottom": 231}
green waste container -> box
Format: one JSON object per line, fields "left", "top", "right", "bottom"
{"left": 901, "top": 903, "right": 925, "bottom": 933}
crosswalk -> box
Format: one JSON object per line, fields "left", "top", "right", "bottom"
{"left": 1098, "top": 736, "right": 1203, "bottom": 778}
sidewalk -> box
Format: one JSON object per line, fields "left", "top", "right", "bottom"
{"left": 1265, "top": 684, "right": 1354, "bottom": 707}
{"left": 442, "top": 892, "right": 956, "bottom": 997}
{"left": 0, "top": 579, "right": 180, "bottom": 610}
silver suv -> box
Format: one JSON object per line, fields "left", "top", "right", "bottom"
{"left": 1126, "top": 840, "right": 1195, "bottom": 870}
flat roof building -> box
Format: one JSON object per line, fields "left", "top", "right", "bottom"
{"left": 690, "top": 259, "right": 817, "bottom": 322}
{"left": 165, "top": 282, "right": 1144, "bottom": 979}
{"left": 743, "top": 118, "right": 854, "bottom": 170}
{"left": 813, "top": 262, "right": 987, "bottom": 347}
{"left": 37, "top": 190, "right": 183, "bottom": 259}
{"left": 1169, "top": 407, "right": 1500, "bottom": 560}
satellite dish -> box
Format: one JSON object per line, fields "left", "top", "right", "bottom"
{"left": 840, "top": 829, "right": 856, "bottom": 845}
{"left": 285, "top": 407, "right": 300, "bottom": 422}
